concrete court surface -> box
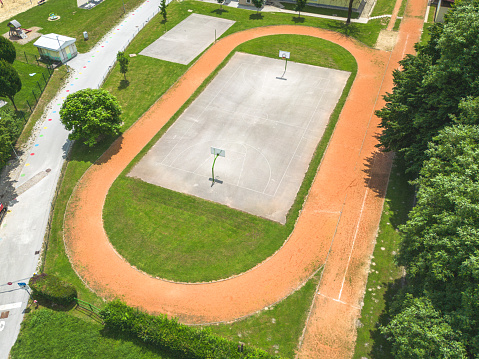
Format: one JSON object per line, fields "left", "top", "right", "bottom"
{"left": 139, "top": 13, "right": 235, "bottom": 64}
{"left": 129, "top": 53, "right": 350, "bottom": 223}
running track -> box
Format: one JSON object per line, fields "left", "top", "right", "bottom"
{"left": 64, "top": 1, "right": 426, "bottom": 355}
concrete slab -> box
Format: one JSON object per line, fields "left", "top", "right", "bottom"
{"left": 139, "top": 13, "right": 235, "bottom": 65}
{"left": 129, "top": 53, "right": 350, "bottom": 223}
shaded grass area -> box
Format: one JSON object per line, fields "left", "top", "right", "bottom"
{"left": 0, "top": 0, "right": 145, "bottom": 53}
{"left": 103, "top": 35, "right": 357, "bottom": 282}
{"left": 16, "top": 66, "right": 69, "bottom": 147}
{"left": 279, "top": 2, "right": 360, "bottom": 19}
{"left": 352, "top": 159, "right": 415, "bottom": 359}
{"left": 10, "top": 308, "right": 174, "bottom": 359}
{"left": 208, "top": 270, "right": 322, "bottom": 358}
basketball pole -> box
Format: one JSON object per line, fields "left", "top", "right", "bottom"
{"left": 211, "top": 153, "right": 219, "bottom": 184}
{"left": 281, "top": 56, "right": 287, "bottom": 78}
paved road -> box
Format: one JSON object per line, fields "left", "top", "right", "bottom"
{"left": 0, "top": 0, "right": 161, "bottom": 355}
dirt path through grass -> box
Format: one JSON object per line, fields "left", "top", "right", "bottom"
{"left": 63, "top": 23, "right": 405, "bottom": 356}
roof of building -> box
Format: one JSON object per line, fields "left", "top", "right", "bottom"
{"left": 33, "top": 33, "right": 76, "bottom": 51}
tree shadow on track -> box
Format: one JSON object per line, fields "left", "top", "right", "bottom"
{"left": 362, "top": 149, "right": 393, "bottom": 196}
{"left": 95, "top": 135, "right": 125, "bottom": 166}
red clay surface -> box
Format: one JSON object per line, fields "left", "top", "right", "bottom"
{"left": 64, "top": 3, "right": 425, "bottom": 356}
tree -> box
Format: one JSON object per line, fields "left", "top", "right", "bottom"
{"left": 346, "top": 0, "right": 354, "bottom": 24}
{"left": 0, "top": 60, "right": 22, "bottom": 111}
{"left": 294, "top": 0, "right": 307, "bottom": 18}
{"left": 217, "top": 0, "right": 224, "bottom": 10}
{"left": 377, "top": 1, "right": 479, "bottom": 175}
{"left": 395, "top": 123, "right": 479, "bottom": 356}
{"left": 0, "top": 108, "right": 21, "bottom": 168}
{"left": 252, "top": 0, "right": 264, "bottom": 13}
{"left": 0, "top": 37, "right": 15, "bottom": 64}
{"left": 60, "top": 88, "right": 122, "bottom": 147}
{"left": 116, "top": 51, "right": 129, "bottom": 81}
{"left": 159, "top": 0, "right": 167, "bottom": 21}
{"left": 381, "top": 296, "right": 467, "bottom": 359}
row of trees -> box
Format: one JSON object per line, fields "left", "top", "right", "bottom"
{"left": 0, "top": 37, "right": 21, "bottom": 111}
{"left": 0, "top": 37, "right": 22, "bottom": 169}
{"left": 377, "top": 0, "right": 479, "bottom": 357}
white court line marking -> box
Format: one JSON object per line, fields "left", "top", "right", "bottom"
{"left": 273, "top": 79, "right": 330, "bottom": 197}
{"left": 0, "top": 321, "right": 5, "bottom": 331}
{"left": 0, "top": 302, "right": 22, "bottom": 311}
{"left": 319, "top": 293, "right": 361, "bottom": 310}
{"left": 161, "top": 65, "right": 241, "bottom": 165}
{"left": 338, "top": 187, "right": 369, "bottom": 301}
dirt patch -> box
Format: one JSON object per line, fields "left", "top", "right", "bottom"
{"left": 375, "top": 29, "right": 398, "bottom": 51}
{"left": 2, "top": 27, "right": 42, "bottom": 45}
{"left": 0, "top": 0, "right": 38, "bottom": 23}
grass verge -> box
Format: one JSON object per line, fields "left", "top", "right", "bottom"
{"left": 10, "top": 308, "right": 174, "bottom": 358}
{"left": 352, "top": 159, "right": 414, "bottom": 358}
{"left": 16, "top": 66, "right": 69, "bottom": 147}
{"left": 103, "top": 34, "right": 357, "bottom": 282}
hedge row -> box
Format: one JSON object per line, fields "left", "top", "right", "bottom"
{"left": 29, "top": 273, "right": 77, "bottom": 306}
{"left": 100, "top": 300, "right": 283, "bottom": 359}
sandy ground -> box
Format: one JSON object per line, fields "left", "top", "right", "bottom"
{"left": 63, "top": 2, "right": 426, "bottom": 355}
{"left": 0, "top": 0, "right": 37, "bottom": 23}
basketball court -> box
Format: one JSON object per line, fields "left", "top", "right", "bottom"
{"left": 128, "top": 52, "right": 350, "bottom": 223}
{"left": 139, "top": 13, "right": 235, "bottom": 65}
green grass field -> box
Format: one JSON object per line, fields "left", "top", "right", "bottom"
{"left": 103, "top": 34, "right": 357, "bottom": 282}
{"left": 352, "top": 160, "right": 415, "bottom": 358}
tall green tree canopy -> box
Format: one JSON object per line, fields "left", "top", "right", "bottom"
{"left": 377, "top": 0, "right": 479, "bottom": 175}
{"left": 294, "top": 0, "right": 307, "bottom": 18}
{"left": 252, "top": 0, "right": 264, "bottom": 13}
{"left": 60, "top": 88, "right": 122, "bottom": 147}
{"left": 0, "top": 60, "right": 22, "bottom": 111}
{"left": 0, "top": 108, "right": 21, "bottom": 168}
{"left": 116, "top": 51, "right": 129, "bottom": 81}
{"left": 0, "top": 37, "right": 16, "bottom": 64}
{"left": 381, "top": 296, "right": 467, "bottom": 359}
{"left": 395, "top": 123, "right": 479, "bottom": 355}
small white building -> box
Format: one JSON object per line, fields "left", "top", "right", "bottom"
{"left": 33, "top": 33, "right": 77, "bottom": 63}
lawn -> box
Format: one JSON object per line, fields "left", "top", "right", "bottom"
{"left": 0, "top": 0, "right": 145, "bottom": 53}
{"left": 279, "top": 1, "right": 360, "bottom": 19}
{"left": 103, "top": 34, "right": 357, "bottom": 282}
{"left": 371, "top": 0, "right": 398, "bottom": 16}
{"left": 10, "top": 308, "right": 175, "bottom": 359}
{"left": 352, "top": 159, "right": 415, "bottom": 358}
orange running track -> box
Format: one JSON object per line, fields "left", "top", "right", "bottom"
{"left": 64, "top": 1, "right": 426, "bottom": 355}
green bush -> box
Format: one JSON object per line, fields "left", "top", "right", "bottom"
{"left": 29, "top": 273, "right": 77, "bottom": 306}
{"left": 101, "top": 300, "right": 283, "bottom": 359}
{"left": 0, "top": 108, "right": 22, "bottom": 168}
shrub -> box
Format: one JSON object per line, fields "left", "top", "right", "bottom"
{"left": 29, "top": 273, "right": 77, "bottom": 306}
{"left": 0, "top": 36, "right": 15, "bottom": 64}
{"left": 101, "top": 300, "right": 282, "bottom": 359}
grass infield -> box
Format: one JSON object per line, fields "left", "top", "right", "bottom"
{"left": 103, "top": 34, "right": 357, "bottom": 282}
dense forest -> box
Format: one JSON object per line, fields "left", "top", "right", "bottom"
{"left": 376, "top": 0, "right": 479, "bottom": 357}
